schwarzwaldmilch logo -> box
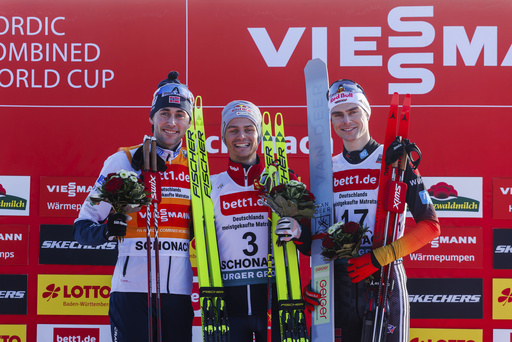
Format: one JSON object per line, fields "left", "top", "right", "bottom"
{"left": 43, "top": 284, "right": 61, "bottom": 301}
{"left": 0, "top": 183, "right": 27, "bottom": 211}
{"left": 428, "top": 182, "right": 479, "bottom": 212}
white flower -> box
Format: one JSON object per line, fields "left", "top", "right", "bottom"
{"left": 119, "top": 170, "right": 130, "bottom": 179}
{"left": 129, "top": 176, "right": 138, "bottom": 183}
{"left": 288, "top": 180, "right": 301, "bottom": 187}
{"left": 328, "top": 221, "right": 343, "bottom": 235}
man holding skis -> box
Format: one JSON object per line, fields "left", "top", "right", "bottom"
{"left": 210, "top": 100, "right": 311, "bottom": 341}
{"left": 74, "top": 71, "right": 195, "bottom": 342}
{"left": 305, "top": 79, "right": 440, "bottom": 341}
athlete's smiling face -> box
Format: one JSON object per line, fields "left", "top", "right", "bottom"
{"left": 150, "top": 107, "right": 191, "bottom": 150}
{"left": 331, "top": 103, "right": 370, "bottom": 152}
{"left": 224, "top": 117, "right": 259, "bottom": 165}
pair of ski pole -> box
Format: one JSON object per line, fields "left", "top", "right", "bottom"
{"left": 366, "top": 95, "right": 421, "bottom": 342}
{"left": 142, "top": 135, "right": 162, "bottom": 342}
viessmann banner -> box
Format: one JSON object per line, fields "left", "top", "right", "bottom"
{"left": 2, "top": 2, "right": 512, "bottom": 107}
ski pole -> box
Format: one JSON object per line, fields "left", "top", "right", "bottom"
{"left": 374, "top": 95, "right": 413, "bottom": 342}
{"left": 143, "top": 135, "right": 153, "bottom": 342}
{"left": 151, "top": 136, "right": 162, "bottom": 342}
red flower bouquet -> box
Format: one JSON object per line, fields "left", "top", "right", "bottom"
{"left": 321, "top": 221, "right": 369, "bottom": 261}
{"left": 89, "top": 170, "right": 152, "bottom": 241}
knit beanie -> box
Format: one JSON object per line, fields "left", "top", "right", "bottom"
{"left": 150, "top": 71, "right": 194, "bottom": 118}
{"left": 221, "top": 100, "right": 262, "bottom": 144}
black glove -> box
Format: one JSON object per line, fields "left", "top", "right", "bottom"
{"left": 104, "top": 213, "right": 128, "bottom": 240}
{"left": 385, "top": 137, "right": 422, "bottom": 169}
{"left": 385, "top": 136, "right": 406, "bottom": 166}
{"left": 131, "top": 145, "right": 167, "bottom": 172}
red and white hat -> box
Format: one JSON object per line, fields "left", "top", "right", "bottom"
{"left": 327, "top": 79, "right": 371, "bottom": 117}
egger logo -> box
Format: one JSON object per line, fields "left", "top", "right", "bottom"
{"left": 220, "top": 191, "right": 266, "bottom": 216}
{"left": 37, "top": 275, "right": 111, "bottom": 316}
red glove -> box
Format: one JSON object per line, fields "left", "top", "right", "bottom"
{"left": 302, "top": 284, "right": 321, "bottom": 312}
{"left": 347, "top": 252, "right": 380, "bottom": 283}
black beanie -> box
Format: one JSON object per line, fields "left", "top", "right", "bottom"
{"left": 150, "top": 71, "right": 194, "bottom": 118}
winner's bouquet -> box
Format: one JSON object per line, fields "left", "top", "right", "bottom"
{"left": 89, "top": 170, "right": 152, "bottom": 240}
{"left": 89, "top": 170, "right": 152, "bottom": 213}
{"left": 320, "top": 221, "right": 369, "bottom": 261}
{"left": 258, "top": 179, "right": 316, "bottom": 219}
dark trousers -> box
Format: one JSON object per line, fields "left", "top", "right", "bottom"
{"left": 228, "top": 311, "right": 281, "bottom": 342}
{"left": 109, "top": 292, "right": 194, "bottom": 342}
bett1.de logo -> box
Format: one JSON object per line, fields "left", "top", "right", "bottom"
{"left": 53, "top": 327, "right": 99, "bottom": 342}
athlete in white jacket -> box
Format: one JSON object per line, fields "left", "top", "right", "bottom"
{"left": 74, "top": 71, "right": 195, "bottom": 342}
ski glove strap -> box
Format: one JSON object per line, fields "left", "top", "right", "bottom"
{"left": 302, "top": 284, "right": 321, "bottom": 312}
{"left": 347, "top": 252, "right": 380, "bottom": 283}
{"left": 104, "top": 213, "right": 128, "bottom": 241}
{"left": 275, "top": 217, "right": 301, "bottom": 246}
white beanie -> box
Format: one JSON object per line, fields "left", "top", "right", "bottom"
{"left": 221, "top": 100, "right": 262, "bottom": 144}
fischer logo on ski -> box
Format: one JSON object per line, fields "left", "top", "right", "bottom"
{"left": 186, "top": 96, "right": 230, "bottom": 342}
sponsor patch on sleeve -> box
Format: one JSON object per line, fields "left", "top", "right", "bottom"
{"left": 96, "top": 175, "right": 105, "bottom": 186}
{"left": 419, "top": 190, "right": 433, "bottom": 204}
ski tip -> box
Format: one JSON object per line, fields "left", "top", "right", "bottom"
{"left": 402, "top": 94, "right": 411, "bottom": 109}
{"left": 263, "top": 111, "right": 271, "bottom": 125}
{"left": 195, "top": 95, "right": 202, "bottom": 109}
{"left": 391, "top": 92, "right": 400, "bottom": 105}
{"left": 275, "top": 112, "right": 283, "bottom": 126}
{"left": 305, "top": 58, "right": 327, "bottom": 68}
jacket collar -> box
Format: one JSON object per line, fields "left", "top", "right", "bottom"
{"left": 157, "top": 140, "right": 183, "bottom": 162}
{"left": 227, "top": 155, "right": 265, "bottom": 187}
{"left": 342, "top": 138, "right": 379, "bottom": 164}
